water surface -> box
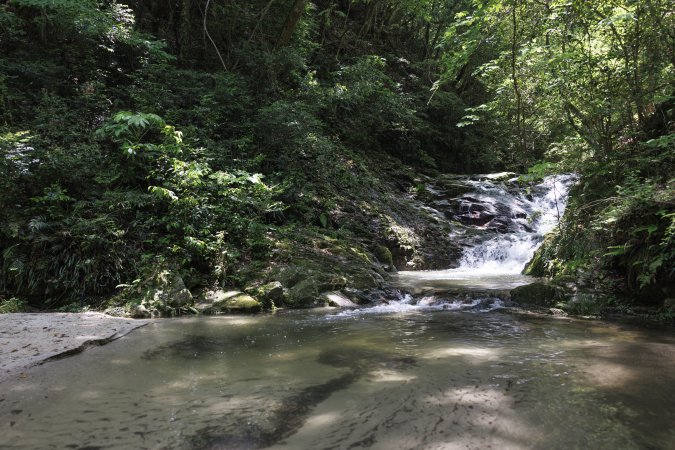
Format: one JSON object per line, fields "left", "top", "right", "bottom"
{"left": 2, "top": 309, "right": 675, "bottom": 450}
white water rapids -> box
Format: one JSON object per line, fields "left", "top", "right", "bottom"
{"left": 457, "top": 174, "right": 573, "bottom": 273}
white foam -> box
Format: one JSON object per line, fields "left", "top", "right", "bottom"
{"left": 330, "top": 294, "right": 505, "bottom": 317}
{"left": 457, "top": 175, "right": 574, "bottom": 274}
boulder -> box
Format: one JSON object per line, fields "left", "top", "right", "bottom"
{"left": 212, "top": 294, "right": 262, "bottom": 314}
{"left": 130, "top": 303, "right": 151, "bottom": 319}
{"left": 121, "top": 269, "right": 194, "bottom": 317}
{"left": 663, "top": 298, "right": 675, "bottom": 310}
{"left": 373, "top": 244, "right": 393, "bottom": 267}
{"left": 254, "top": 281, "right": 284, "bottom": 309}
{"left": 194, "top": 290, "right": 244, "bottom": 312}
{"left": 323, "top": 292, "right": 358, "bottom": 307}
{"left": 288, "top": 278, "right": 330, "bottom": 307}
{"left": 510, "top": 281, "right": 557, "bottom": 306}
{"left": 103, "top": 307, "right": 127, "bottom": 317}
{"left": 547, "top": 308, "right": 568, "bottom": 317}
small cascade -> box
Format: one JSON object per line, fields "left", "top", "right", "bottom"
{"left": 333, "top": 292, "right": 505, "bottom": 317}
{"left": 392, "top": 173, "right": 574, "bottom": 294}
{"left": 457, "top": 175, "right": 574, "bottom": 274}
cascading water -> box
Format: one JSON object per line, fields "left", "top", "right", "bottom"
{"left": 456, "top": 174, "right": 573, "bottom": 274}
{"left": 392, "top": 174, "right": 574, "bottom": 294}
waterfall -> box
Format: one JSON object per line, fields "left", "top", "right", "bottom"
{"left": 456, "top": 175, "right": 573, "bottom": 274}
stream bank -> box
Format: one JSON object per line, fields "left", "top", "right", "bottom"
{"left": 96, "top": 171, "right": 578, "bottom": 318}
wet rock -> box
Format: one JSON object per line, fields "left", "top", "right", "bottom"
{"left": 417, "top": 297, "right": 438, "bottom": 306}
{"left": 510, "top": 282, "right": 557, "bottom": 306}
{"left": 547, "top": 308, "right": 568, "bottom": 316}
{"left": 323, "top": 292, "right": 358, "bottom": 307}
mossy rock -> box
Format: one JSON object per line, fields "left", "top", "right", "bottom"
{"left": 523, "top": 247, "right": 546, "bottom": 276}
{"left": 373, "top": 244, "right": 393, "bottom": 266}
{"left": 254, "top": 281, "right": 283, "bottom": 309}
{"left": 510, "top": 282, "right": 557, "bottom": 306}
{"left": 118, "top": 269, "right": 193, "bottom": 317}
{"left": 434, "top": 180, "right": 475, "bottom": 198}
{"left": 269, "top": 244, "right": 389, "bottom": 308}
{"left": 212, "top": 294, "right": 262, "bottom": 314}
{"left": 287, "top": 278, "right": 331, "bottom": 307}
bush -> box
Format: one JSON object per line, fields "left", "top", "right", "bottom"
{"left": 0, "top": 297, "right": 26, "bottom": 314}
{"left": 566, "top": 294, "right": 604, "bottom": 316}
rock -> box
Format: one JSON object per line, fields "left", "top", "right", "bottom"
{"left": 663, "top": 298, "right": 675, "bottom": 309}
{"left": 417, "top": 297, "right": 438, "bottom": 306}
{"left": 547, "top": 308, "right": 568, "bottom": 317}
{"left": 204, "top": 293, "right": 263, "bottom": 314}
{"left": 323, "top": 292, "right": 358, "bottom": 307}
{"left": 130, "top": 304, "right": 151, "bottom": 319}
{"left": 103, "top": 307, "right": 127, "bottom": 317}
{"left": 373, "top": 244, "right": 394, "bottom": 267}
{"left": 288, "top": 278, "right": 330, "bottom": 307}
{"left": 215, "top": 294, "right": 262, "bottom": 313}
{"left": 126, "top": 269, "right": 194, "bottom": 317}
{"left": 434, "top": 177, "right": 476, "bottom": 198}
{"left": 254, "top": 281, "right": 284, "bottom": 309}
{"left": 194, "top": 290, "right": 243, "bottom": 311}
{"left": 510, "top": 282, "right": 557, "bottom": 306}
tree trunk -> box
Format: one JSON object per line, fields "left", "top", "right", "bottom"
{"left": 179, "top": 0, "right": 191, "bottom": 64}
{"left": 358, "top": 1, "right": 379, "bottom": 38}
{"left": 276, "top": 0, "right": 310, "bottom": 49}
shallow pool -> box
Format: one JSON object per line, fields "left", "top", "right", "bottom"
{"left": 1, "top": 308, "right": 675, "bottom": 450}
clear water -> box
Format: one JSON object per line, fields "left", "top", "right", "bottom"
{"left": 2, "top": 311, "right": 675, "bottom": 450}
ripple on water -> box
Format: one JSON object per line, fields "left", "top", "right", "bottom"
{"left": 1, "top": 311, "right": 675, "bottom": 450}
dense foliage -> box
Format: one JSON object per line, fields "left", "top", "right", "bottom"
{"left": 1, "top": 0, "right": 674, "bottom": 308}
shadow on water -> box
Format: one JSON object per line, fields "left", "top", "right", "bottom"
{"left": 2, "top": 314, "right": 675, "bottom": 450}
{"left": 186, "top": 349, "right": 417, "bottom": 450}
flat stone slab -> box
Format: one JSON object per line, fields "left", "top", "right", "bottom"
{"left": 323, "top": 292, "right": 358, "bottom": 307}
{"left": 0, "top": 312, "right": 147, "bottom": 383}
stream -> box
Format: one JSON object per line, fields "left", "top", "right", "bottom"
{"left": 2, "top": 175, "right": 675, "bottom": 450}
{"left": 2, "top": 312, "right": 675, "bottom": 449}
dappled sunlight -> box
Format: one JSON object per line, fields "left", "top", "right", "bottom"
{"left": 4, "top": 311, "right": 675, "bottom": 450}
{"left": 365, "top": 370, "right": 417, "bottom": 383}
{"left": 423, "top": 346, "right": 499, "bottom": 360}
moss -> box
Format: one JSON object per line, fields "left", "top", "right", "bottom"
{"left": 523, "top": 247, "right": 546, "bottom": 276}
{"left": 253, "top": 281, "right": 283, "bottom": 309}
{"left": 373, "top": 244, "right": 393, "bottom": 266}
{"left": 511, "top": 282, "right": 557, "bottom": 306}
{"left": 213, "top": 294, "right": 262, "bottom": 313}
